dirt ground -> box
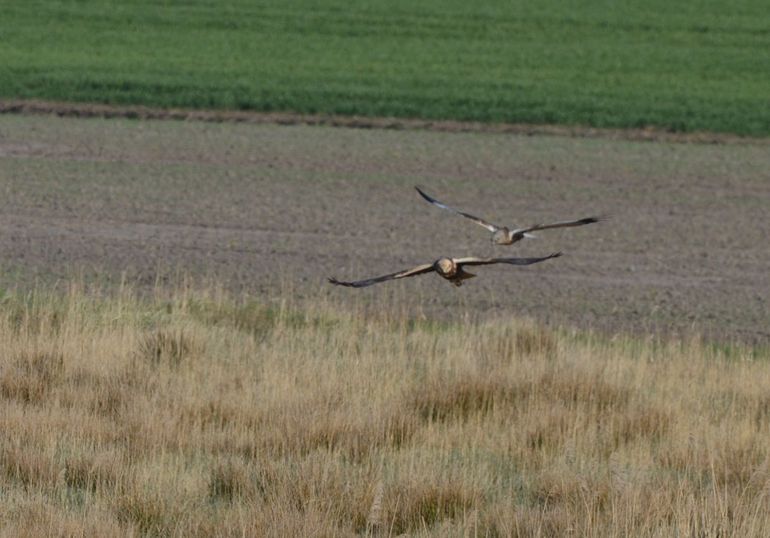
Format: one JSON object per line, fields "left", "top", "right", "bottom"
{"left": 4, "top": 99, "right": 768, "bottom": 145}
{"left": 0, "top": 112, "right": 768, "bottom": 343}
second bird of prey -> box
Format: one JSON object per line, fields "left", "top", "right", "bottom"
{"left": 329, "top": 187, "right": 600, "bottom": 288}
{"left": 415, "top": 187, "right": 601, "bottom": 245}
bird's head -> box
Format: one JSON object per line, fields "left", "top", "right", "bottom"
{"left": 492, "top": 228, "right": 510, "bottom": 245}
{"left": 435, "top": 257, "right": 456, "bottom": 276}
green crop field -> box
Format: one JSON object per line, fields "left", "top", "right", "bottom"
{"left": 1, "top": 0, "right": 768, "bottom": 135}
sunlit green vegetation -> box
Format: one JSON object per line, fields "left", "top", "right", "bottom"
{"left": 1, "top": 1, "right": 768, "bottom": 134}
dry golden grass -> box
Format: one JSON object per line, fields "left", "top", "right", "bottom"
{"left": 1, "top": 283, "right": 769, "bottom": 537}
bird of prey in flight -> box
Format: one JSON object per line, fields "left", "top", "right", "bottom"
{"left": 329, "top": 252, "right": 562, "bottom": 288}
{"left": 415, "top": 186, "right": 602, "bottom": 245}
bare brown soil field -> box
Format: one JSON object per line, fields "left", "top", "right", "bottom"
{"left": 0, "top": 113, "right": 768, "bottom": 343}
{"left": 4, "top": 99, "right": 769, "bottom": 145}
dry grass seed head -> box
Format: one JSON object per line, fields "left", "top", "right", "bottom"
{"left": 114, "top": 492, "right": 170, "bottom": 537}
{"left": 384, "top": 480, "right": 481, "bottom": 535}
{"left": 207, "top": 457, "right": 272, "bottom": 503}
{"left": 530, "top": 467, "right": 611, "bottom": 511}
{"left": 754, "top": 394, "right": 770, "bottom": 431}
{"left": 366, "top": 480, "right": 385, "bottom": 531}
{"left": 2, "top": 283, "right": 770, "bottom": 536}
{"left": 476, "top": 323, "right": 557, "bottom": 369}
{"left": 413, "top": 369, "right": 632, "bottom": 427}
{"left": 63, "top": 450, "right": 124, "bottom": 493}
{"left": 0, "top": 443, "right": 62, "bottom": 490}
{"left": 4, "top": 297, "right": 66, "bottom": 337}
{"left": 1, "top": 501, "right": 128, "bottom": 538}
{"left": 514, "top": 324, "right": 558, "bottom": 357}
{"left": 182, "top": 397, "right": 260, "bottom": 431}
{"left": 606, "top": 406, "right": 671, "bottom": 447}
{"left": 257, "top": 397, "right": 417, "bottom": 460}
{"left": 537, "top": 371, "right": 631, "bottom": 412}
{"left": 65, "top": 367, "right": 135, "bottom": 418}
{"left": 0, "top": 350, "right": 65, "bottom": 405}
{"left": 87, "top": 380, "right": 127, "bottom": 417}
{"left": 526, "top": 404, "right": 575, "bottom": 452}
{"left": 137, "top": 327, "right": 202, "bottom": 367}
{"left": 186, "top": 299, "right": 286, "bottom": 340}
{"left": 509, "top": 504, "right": 576, "bottom": 538}
{"left": 658, "top": 436, "right": 768, "bottom": 487}
{"left": 250, "top": 454, "right": 377, "bottom": 533}
{"left": 295, "top": 410, "right": 417, "bottom": 462}
{"left": 412, "top": 375, "right": 526, "bottom": 423}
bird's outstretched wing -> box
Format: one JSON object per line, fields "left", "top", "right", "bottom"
{"left": 328, "top": 263, "right": 435, "bottom": 288}
{"left": 515, "top": 216, "right": 603, "bottom": 235}
{"left": 415, "top": 187, "right": 500, "bottom": 233}
{"left": 453, "top": 252, "right": 562, "bottom": 267}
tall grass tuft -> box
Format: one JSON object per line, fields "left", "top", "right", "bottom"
{"left": 1, "top": 282, "right": 769, "bottom": 536}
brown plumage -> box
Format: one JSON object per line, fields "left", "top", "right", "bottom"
{"left": 329, "top": 252, "right": 562, "bottom": 288}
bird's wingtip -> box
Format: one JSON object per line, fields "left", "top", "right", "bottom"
{"left": 329, "top": 277, "right": 357, "bottom": 287}
{"left": 414, "top": 185, "right": 430, "bottom": 199}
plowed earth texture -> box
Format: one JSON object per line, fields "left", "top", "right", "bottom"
{"left": 1, "top": 114, "right": 768, "bottom": 343}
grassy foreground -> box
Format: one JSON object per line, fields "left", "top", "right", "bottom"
{"left": 2, "top": 283, "right": 770, "bottom": 537}
{"left": 2, "top": 1, "right": 769, "bottom": 135}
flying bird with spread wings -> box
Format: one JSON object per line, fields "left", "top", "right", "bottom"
{"left": 329, "top": 252, "right": 562, "bottom": 288}
{"left": 415, "top": 186, "right": 602, "bottom": 246}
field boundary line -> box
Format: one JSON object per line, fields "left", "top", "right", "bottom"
{"left": 1, "top": 99, "right": 767, "bottom": 146}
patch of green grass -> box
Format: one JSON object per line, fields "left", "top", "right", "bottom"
{"left": 1, "top": 1, "right": 768, "bottom": 135}
{"left": 186, "top": 299, "right": 289, "bottom": 339}
{"left": 185, "top": 297, "right": 338, "bottom": 340}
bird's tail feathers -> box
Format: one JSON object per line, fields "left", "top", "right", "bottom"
{"left": 452, "top": 270, "right": 476, "bottom": 287}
